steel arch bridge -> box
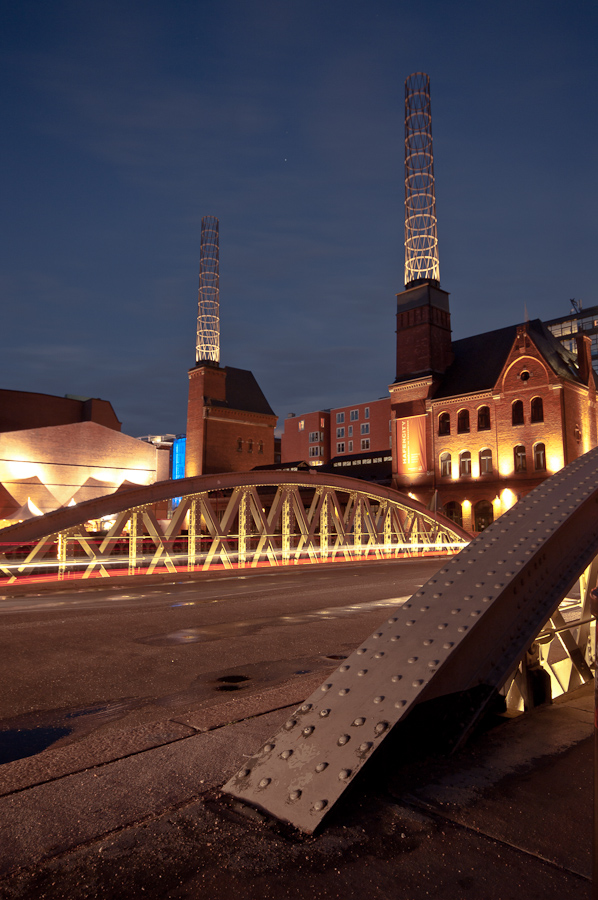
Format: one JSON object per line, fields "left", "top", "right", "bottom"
{"left": 0, "top": 471, "right": 469, "bottom": 586}
{"left": 224, "top": 447, "right": 598, "bottom": 833}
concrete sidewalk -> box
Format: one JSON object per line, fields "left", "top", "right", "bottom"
{"left": 0, "top": 679, "right": 593, "bottom": 900}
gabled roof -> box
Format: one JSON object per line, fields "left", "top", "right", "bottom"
{"left": 433, "top": 319, "right": 583, "bottom": 399}
{"left": 210, "top": 367, "right": 276, "bottom": 417}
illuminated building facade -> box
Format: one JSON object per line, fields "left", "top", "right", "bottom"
{"left": 390, "top": 318, "right": 597, "bottom": 531}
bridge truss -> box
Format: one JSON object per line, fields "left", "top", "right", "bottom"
{"left": 223, "top": 448, "right": 598, "bottom": 833}
{"left": 0, "top": 471, "right": 468, "bottom": 585}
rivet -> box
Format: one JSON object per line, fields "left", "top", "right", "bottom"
{"left": 339, "top": 769, "right": 352, "bottom": 781}
{"left": 475, "top": 583, "right": 484, "bottom": 588}
{"left": 494, "top": 584, "right": 504, "bottom": 589}
{"left": 315, "top": 762, "right": 328, "bottom": 773}
{"left": 301, "top": 703, "right": 312, "bottom": 711}
{"left": 319, "top": 708, "right": 330, "bottom": 717}
{"left": 451, "top": 609, "right": 460, "bottom": 615}
{"left": 358, "top": 742, "right": 373, "bottom": 752}
{"left": 352, "top": 717, "right": 366, "bottom": 726}
{"left": 358, "top": 669, "right": 368, "bottom": 676}
{"left": 313, "top": 800, "right": 328, "bottom": 811}
{"left": 407, "top": 620, "right": 416, "bottom": 626}
{"left": 357, "top": 648, "right": 366, "bottom": 655}
{"left": 458, "top": 625, "right": 468, "bottom": 633}
{"left": 428, "top": 660, "right": 439, "bottom": 667}
{"left": 390, "top": 635, "right": 400, "bottom": 642}
{"left": 289, "top": 790, "right": 302, "bottom": 801}
{"left": 395, "top": 700, "right": 407, "bottom": 708}
{"left": 338, "top": 734, "right": 351, "bottom": 746}
{"left": 412, "top": 679, "right": 424, "bottom": 687}
{"left": 285, "top": 720, "right": 297, "bottom": 730}
{"left": 391, "top": 674, "right": 402, "bottom": 682}
{"left": 470, "top": 610, "right": 480, "bottom": 617}
{"left": 444, "top": 581, "right": 453, "bottom": 586}
{"left": 438, "top": 623, "right": 447, "bottom": 629}
{"left": 443, "top": 642, "right": 454, "bottom": 649}
{"left": 374, "top": 721, "right": 389, "bottom": 734}
{"left": 240, "top": 768, "right": 250, "bottom": 777}
{"left": 302, "top": 726, "right": 314, "bottom": 736}
{"left": 420, "top": 606, "right": 429, "bottom": 611}
{"left": 415, "top": 591, "right": 425, "bottom": 597}
{"left": 404, "top": 603, "right": 412, "bottom": 609}
{"left": 374, "top": 651, "right": 385, "bottom": 659}
{"left": 281, "top": 749, "right": 293, "bottom": 760}
{"left": 339, "top": 665, "right": 349, "bottom": 672}
{"left": 487, "top": 571, "right": 496, "bottom": 575}
{"left": 408, "top": 656, "right": 418, "bottom": 664}
{"left": 388, "top": 617, "right": 398, "bottom": 623}
{"left": 373, "top": 696, "right": 384, "bottom": 703}
{"left": 423, "top": 639, "right": 433, "bottom": 645}
{"left": 258, "top": 778, "right": 271, "bottom": 788}
{"left": 321, "top": 684, "right": 332, "bottom": 692}
{"left": 433, "top": 593, "right": 441, "bottom": 599}
{"left": 339, "top": 688, "right": 350, "bottom": 696}
{"left": 482, "top": 596, "right": 493, "bottom": 602}
{"left": 264, "top": 743, "right": 275, "bottom": 752}
{"left": 463, "top": 595, "right": 473, "bottom": 601}
{"left": 373, "top": 633, "right": 381, "bottom": 639}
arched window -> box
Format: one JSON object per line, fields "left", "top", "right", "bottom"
{"left": 236, "top": 438, "right": 243, "bottom": 452}
{"left": 474, "top": 500, "right": 494, "bottom": 532}
{"left": 512, "top": 400, "right": 524, "bottom": 426}
{"left": 479, "top": 448, "right": 493, "bottom": 475}
{"left": 459, "top": 450, "right": 472, "bottom": 476}
{"left": 531, "top": 397, "right": 544, "bottom": 423}
{"left": 247, "top": 439, "right": 253, "bottom": 453}
{"left": 477, "top": 406, "right": 491, "bottom": 431}
{"left": 443, "top": 501, "right": 463, "bottom": 527}
{"left": 258, "top": 440, "right": 264, "bottom": 454}
{"left": 440, "top": 452, "right": 452, "bottom": 477}
{"left": 457, "top": 409, "right": 470, "bottom": 434}
{"left": 514, "top": 444, "right": 526, "bottom": 472}
{"left": 438, "top": 412, "right": 450, "bottom": 436}
{"left": 534, "top": 442, "right": 546, "bottom": 471}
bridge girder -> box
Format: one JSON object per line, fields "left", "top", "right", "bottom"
{"left": 223, "top": 447, "right": 598, "bottom": 833}
{"left": 0, "top": 471, "right": 468, "bottom": 585}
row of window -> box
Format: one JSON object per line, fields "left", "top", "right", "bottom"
{"left": 439, "top": 443, "right": 546, "bottom": 478}
{"left": 236, "top": 439, "right": 264, "bottom": 453}
{"left": 336, "top": 408, "right": 369, "bottom": 424}
{"left": 444, "top": 500, "right": 494, "bottom": 532}
{"left": 336, "top": 423, "right": 369, "bottom": 439}
{"left": 438, "top": 398, "right": 544, "bottom": 436}
{"left": 337, "top": 439, "right": 370, "bottom": 453}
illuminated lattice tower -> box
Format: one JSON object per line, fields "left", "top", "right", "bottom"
{"left": 195, "top": 215, "right": 220, "bottom": 363}
{"left": 404, "top": 72, "right": 439, "bottom": 288}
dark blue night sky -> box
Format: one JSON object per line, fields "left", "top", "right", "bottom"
{"left": 1, "top": 0, "right": 596, "bottom": 436}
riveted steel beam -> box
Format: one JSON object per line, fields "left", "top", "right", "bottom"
{"left": 223, "top": 447, "right": 598, "bottom": 833}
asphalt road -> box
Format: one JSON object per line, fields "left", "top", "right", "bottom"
{"left": 0, "top": 559, "right": 442, "bottom": 755}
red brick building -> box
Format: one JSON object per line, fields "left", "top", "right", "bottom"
{"left": 185, "top": 363, "right": 277, "bottom": 476}
{"left": 390, "top": 282, "right": 598, "bottom": 531}
{"left": 281, "top": 397, "right": 392, "bottom": 470}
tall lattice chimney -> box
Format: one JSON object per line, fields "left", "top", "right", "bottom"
{"left": 404, "top": 72, "right": 439, "bottom": 288}
{"left": 394, "top": 73, "right": 451, "bottom": 382}
{"left": 195, "top": 215, "right": 220, "bottom": 364}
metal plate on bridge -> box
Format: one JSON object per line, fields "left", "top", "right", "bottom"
{"left": 224, "top": 449, "right": 598, "bottom": 833}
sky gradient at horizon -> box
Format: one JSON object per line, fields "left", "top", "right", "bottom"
{"left": 2, "top": 0, "right": 596, "bottom": 436}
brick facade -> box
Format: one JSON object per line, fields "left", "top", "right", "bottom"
{"left": 185, "top": 363, "right": 277, "bottom": 476}
{"left": 391, "top": 314, "right": 598, "bottom": 532}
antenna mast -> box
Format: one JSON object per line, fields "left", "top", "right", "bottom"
{"left": 195, "top": 215, "right": 220, "bottom": 364}
{"left": 404, "top": 73, "right": 440, "bottom": 288}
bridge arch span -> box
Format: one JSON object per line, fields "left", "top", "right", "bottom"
{"left": 0, "top": 471, "right": 469, "bottom": 584}
{"left": 224, "top": 447, "right": 598, "bottom": 832}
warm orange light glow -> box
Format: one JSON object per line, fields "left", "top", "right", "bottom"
{"left": 500, "top": 488, "right": 517, "bottom": 511}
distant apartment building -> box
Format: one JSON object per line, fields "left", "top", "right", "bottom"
{"left": 545, "top": 304, "right": 598, "bottom": 373}
{"left": 281, "top": 397, "right": 392, "bottom": 468}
